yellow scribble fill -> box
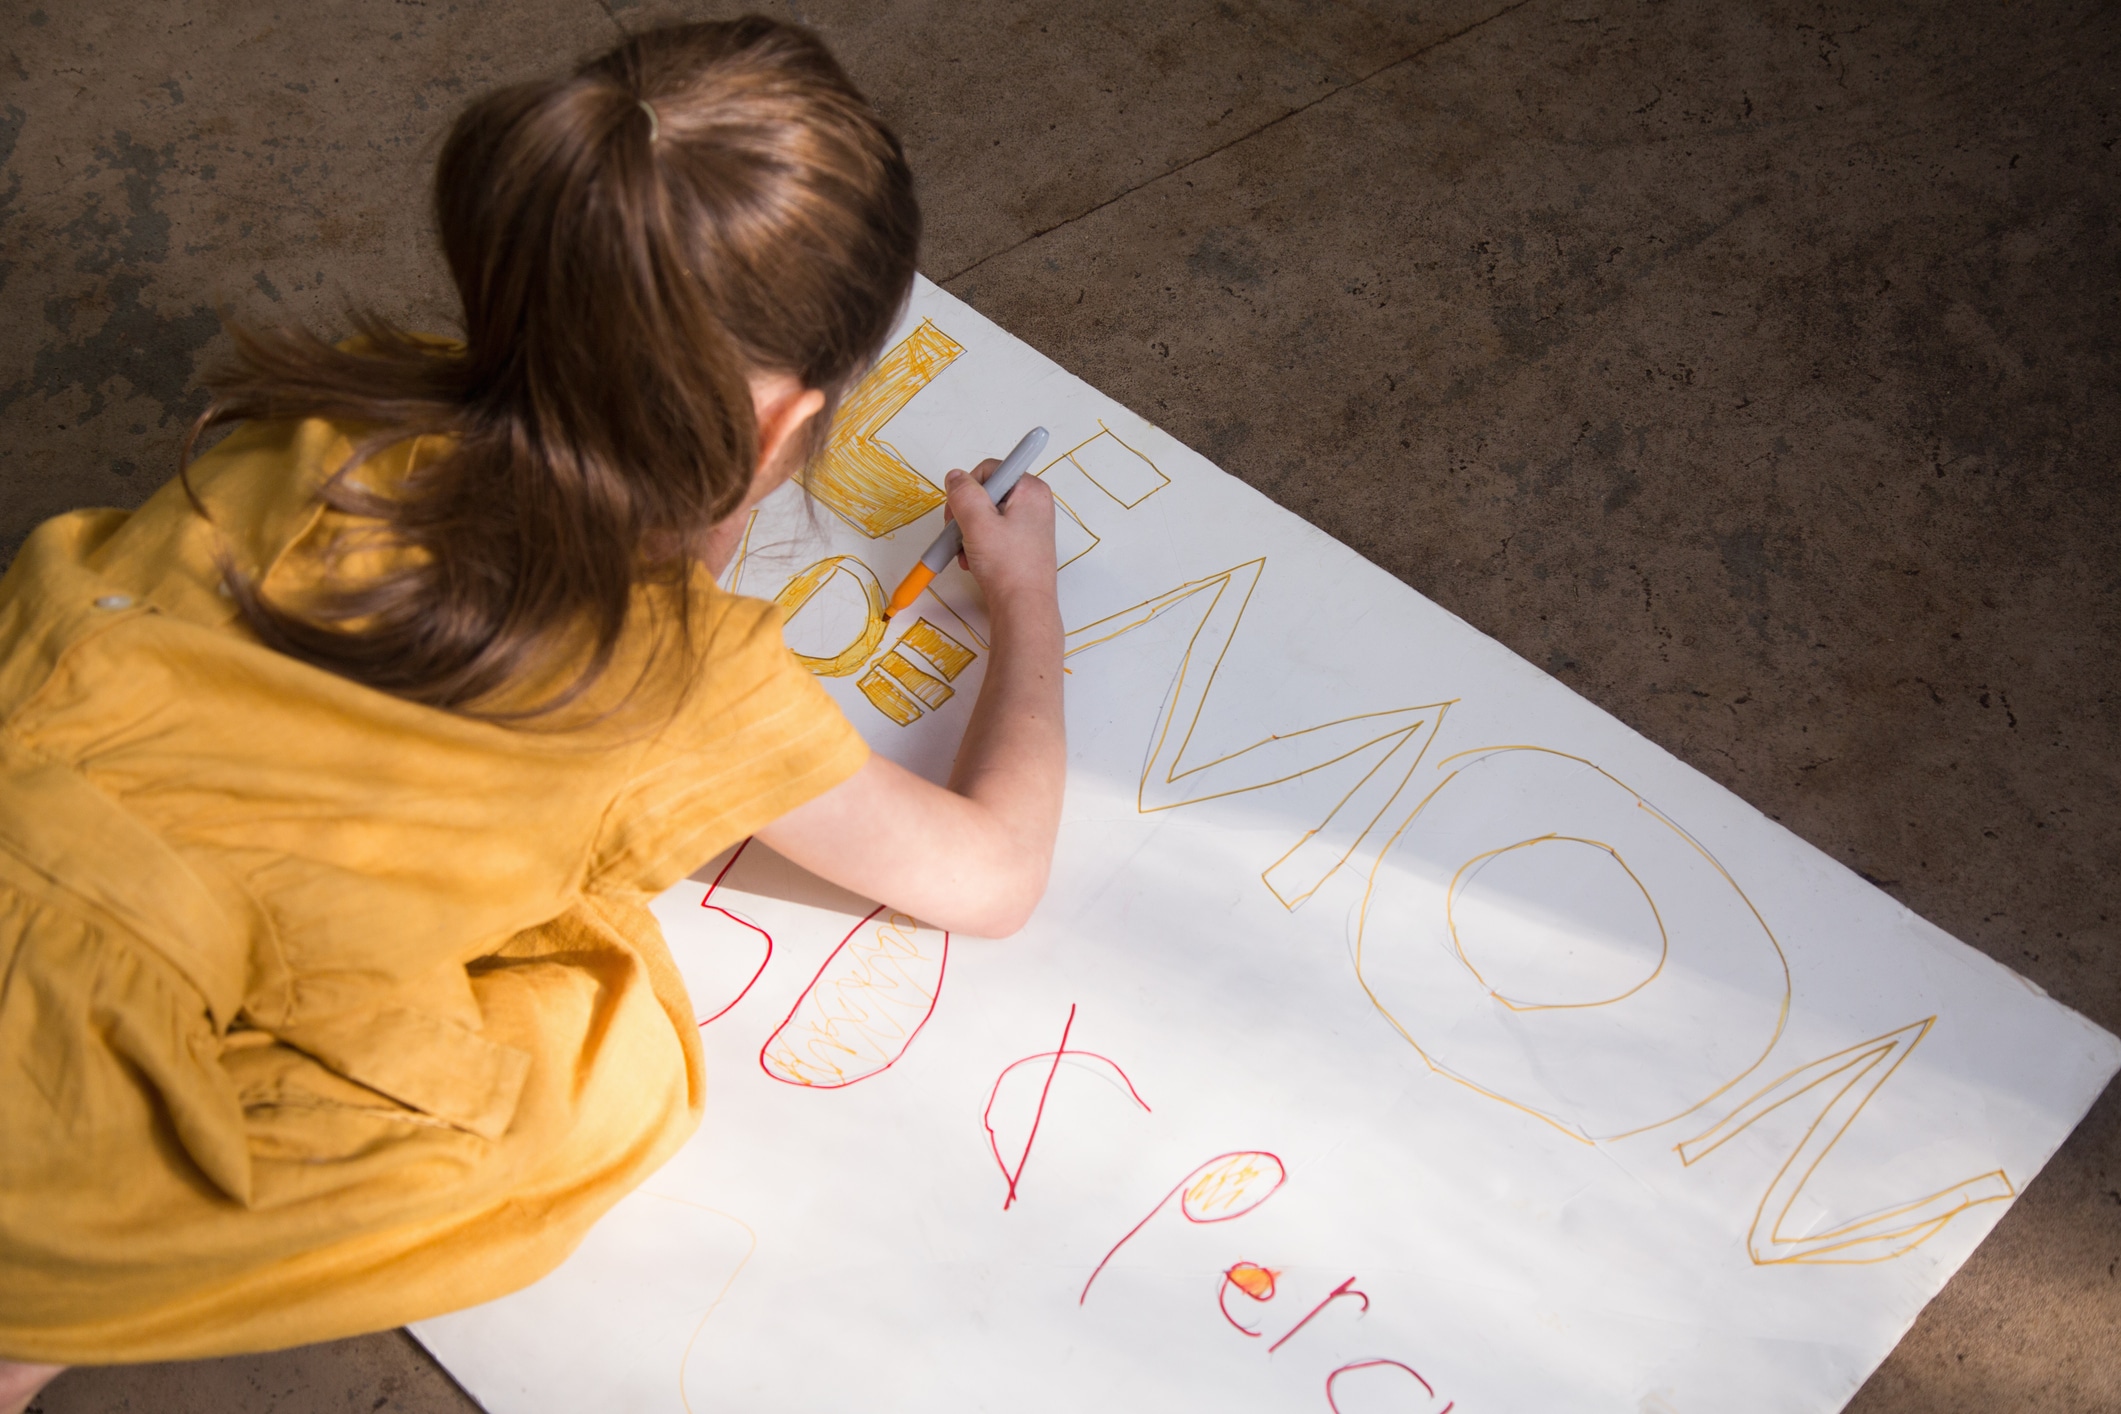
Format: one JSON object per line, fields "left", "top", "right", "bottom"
{"left": 1226, "top": 1262, "right": 1277, "bottom": 1301}
{"left": 1181, "top": 1151, "right": 1284, "bottom": 1221}
{"left": 857, "top": 664, "right": 923, "bottom": 726}
{"left": 760, "top": 911, "right": 947, "bottom": 1088}
{"left": 774, "top": 556, "right": 887, "bottom": 677}
{"left": 807, "top": 319, "right": 961, "bottom": 536}
{"left": 899, "top": 617, "right": 975, "bottom": 681}
{"left": 877, "top": 649, "right": 954, "bottom": 709}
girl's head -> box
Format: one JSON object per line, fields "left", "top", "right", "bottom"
{"left": 438, "top": 17, "right": 919, "bottom": 513}
{"left": 194, "top": 18, "right": 919, "bottom": 714}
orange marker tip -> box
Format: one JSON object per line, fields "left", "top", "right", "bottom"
{"left": 884, "top": 563, "right": 936, "bottom": 620}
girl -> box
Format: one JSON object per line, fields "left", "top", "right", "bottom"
{"left": 0, "top": 18, "right": 1062, "bottom": 1410}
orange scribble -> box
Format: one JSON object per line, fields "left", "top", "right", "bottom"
{"left": 1217, "top": 1259, "right": 1281, "bottom": 1337}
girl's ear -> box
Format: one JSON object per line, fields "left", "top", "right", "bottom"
{"left": 753, "top": 380, "right": 829, "bottom": 492}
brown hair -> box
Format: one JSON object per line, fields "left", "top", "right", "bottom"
{"left": 183, "top": 17, "right": 919, "bottom": 716}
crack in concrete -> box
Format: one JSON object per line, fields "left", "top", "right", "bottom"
{"left": 935, "top": 0, "right": 1540, "bottom": 288}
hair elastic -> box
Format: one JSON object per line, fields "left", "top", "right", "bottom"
{"left": 638, "top": 99, "right": 661, "bottom": 143}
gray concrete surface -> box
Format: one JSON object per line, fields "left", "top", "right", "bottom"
{"left": 5, "top": 0, "right": 2115, "bottom": 1409}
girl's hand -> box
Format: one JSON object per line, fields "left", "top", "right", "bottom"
{"left": 946, "top": 459, "right": 1058, "bottom": 609}
{"left": 759, "top": 455, "right": 1066, "bottom": 937}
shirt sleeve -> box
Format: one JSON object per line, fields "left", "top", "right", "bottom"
{"left": 586, "top": 592, "right": 869, "bottom": 894}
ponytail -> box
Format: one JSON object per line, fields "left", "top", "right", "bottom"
{"left": 184, "top": 18, "right": 920, "bottom": 717}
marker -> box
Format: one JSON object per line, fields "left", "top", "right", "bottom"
{"left": 884, "top": 426, "right": 1049, "bottom": 618}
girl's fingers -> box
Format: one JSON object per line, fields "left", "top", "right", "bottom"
{"left": 944, "top": 466, "right": 1002, "bottom": 531}
{"left": 945, "top": 459, "right": 1057, "bottom": 589}
{"left": 944, "top": 468, "right": 992, "bottom": 570}
{"left": 942, "top": 458, "right": 1002, "bottom": 525}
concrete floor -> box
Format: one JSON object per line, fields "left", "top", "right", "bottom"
{"left": 4, "top": 0, "right": 2115, "bottom": 1409}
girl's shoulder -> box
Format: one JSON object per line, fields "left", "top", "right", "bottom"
{"left": 1, "top": 415, "right": 379, "bottom": 642}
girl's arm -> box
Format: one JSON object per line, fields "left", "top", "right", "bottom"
{"left": 757, "top": 462, "right": 1064, "bottom": 937}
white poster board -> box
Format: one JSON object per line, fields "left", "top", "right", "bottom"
{"left": 415, "top": 278, "right": 2119, "bottom": 1414}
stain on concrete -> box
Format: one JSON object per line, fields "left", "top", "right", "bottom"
{"left": 9, "top": 273, "right": 220, "bottom": 425}
{"left": 63, "top": 132, "right": 178, "bottom": 272}
{"left": 1187, "top": 227, "right": 1266, "bottom": 289}
{"left": 1464, "top": 195, "right": 1770, "bottom": 393}
{"left": 1194, "top": 414, "right": 1251, "bottom": 462}
{"left": 1602, "top": 463, "right": 1641, "bottom": 513}
{"left": 0, "top": 103, "right": 23, "bottom": 186}
{"left": 1718, "top": 525, "right": 1804, "bottom": 619}
{"left": 0, "top": 104, "right": 26, "bottom": 294}
{"left": 1, "top": 128, "right": 219, "bottom": 427}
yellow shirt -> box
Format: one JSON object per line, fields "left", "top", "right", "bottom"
{"left": 0, "top": 419, "right": 868, "bottom": 1362}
